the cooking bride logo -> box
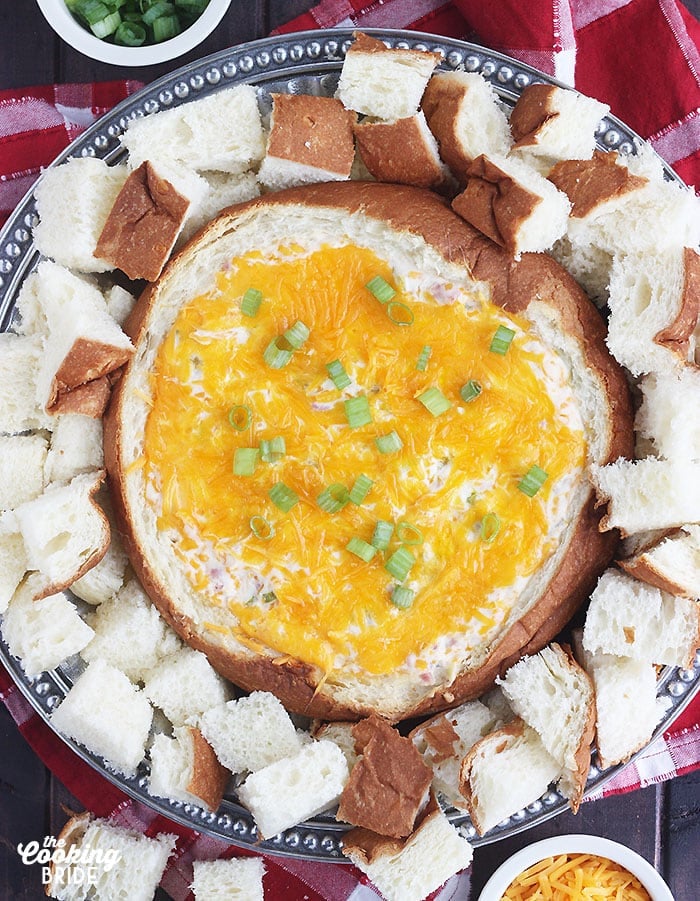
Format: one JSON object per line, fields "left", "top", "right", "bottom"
{"left": 17, "top": 834, "right": 121, "bottom": 888}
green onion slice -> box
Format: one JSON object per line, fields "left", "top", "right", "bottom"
{"left": 375, "top": 430, "right": 403, "bottom": 454}
{"left": 241, "top": 288, "right": 263, "bottom": 318}
{"left": 349, "top": 474, "right": 373, "bottom": 506}
{"left": 371, "top": 520, "right": 394, "bottom": 550}
{"left": 517, "top": 465, "right": 549, "bottom": 497}
{"left": 386, "top": 301, "right": 414, "bottom": 326}
{"left": 344, "top": 395, "right": 372, "bottom": 428}
{"left": 460, "top": 379, "right": 482, "bottom": 403}
{"left": 317, "top": 483, "right": 350, "bottom": 514}
{"left": 249, "top": 515, "right": 275, "bottom": 541}
{"left": 114, "top": 21, "right": 146, "bottom": 44}
{"left": 268, "top": 482, "right": 299, "bottom": 512}
{"left": 489, "top": 324, "right": 516, "bottom": 355}
{"left": 415, "top": 345, "right": 432, "bottom": 372}
{"left": 391, "top": 585, "right": 415, "bottom": 609}
{"left": 260, "top": 436, "right": 286, "bottom": 463}
{"left": 396, "top": 521, "right": 423, "bottom": 545}
{"left": 346, "top": 536, "right": 377, "bottom": 563}
{"left": 417, "top": 386, "right": 451, "bottom": 417}
{"left": 326, "top": 359, "right": 351, "bottom": 390}
{"left": 283, "top": 320, "right": 310, "bottom": 349}
{"left": 366, "top": 275, "right": 396, "bottom": 304}
{"left": 233, "top": 447, "right": 259, "bottom": 477}
{"left": 91, "top": 10, "right": 121, "bottom": 37}
{"left": 262, "top": 591, "right": 277, "bottom": 604}
{"left": 480, "top": 512, "right": 501, "bottom": 544}
{"left": 152, "top": 13, "right": 180, "bottom": 41}
{"left": 385, "top": 546, "right": 415, "bottom": 581}
{"left": 263, "top": 337, "right": 293, "bottom": 369}
{"left": 142, "top": 1, "right": 174, "bottom": 25}
{"left": 228, "top": 404, "right": 251, "bottom": 431}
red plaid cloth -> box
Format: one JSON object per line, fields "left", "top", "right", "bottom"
{"left": 1, "top": 2, "right": 699, "bottom": 899}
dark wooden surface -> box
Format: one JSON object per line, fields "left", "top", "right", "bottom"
{"left": 1, "top": 2, "right": 699, "bottom": 898}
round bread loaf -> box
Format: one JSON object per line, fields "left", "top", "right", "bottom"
{"left": 105, "top": 182, "right": 633, "bottom": 722}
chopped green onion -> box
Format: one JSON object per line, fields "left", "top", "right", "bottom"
{"left": 385, "top": 546, "right": 415, "bottom": 581}
{"left": 152, "top": 13, "right": 180, "bottom": 41}
{"left": 268, "top": 482, "right": 299, "bottom": 512}
{"left": 344, "top": 395, "right": 372, "bottom": 428}
{"left": 415, "top": 345, "right": 432, "bottom": 371}
{"left": 375, "top": 430, "right": 403, "bottom": 454}
{"left": 417, "top": 386, "right": 451, "bottom": 417}
{"left": 317, "top": 483, "right": 350, "bottom": 514}
{"left": 249, "top": 515, "right": 275, "bottom": 541}
{"left": 480, "top": 512, "right": 501, "bottom": 544}
{"left": 283, "top": 320, "right": 310, "bottom": 349}
{"left": 517, "top": 465, "right": 549, "bottom": 497}
{"left": 346, "top": 536, "right": 377, "bottom": 563}
{"left": 228, "top": 404, "right": 251, "bottom": 431}
{"left": 349, "top": 474, "right": 373, "bottom": 506}
{"left": 460, "top": 379, "right": 482, "bottom": 403}
{"left": 467, "top": 491, "right": 478, "bottom": 506}
{"left": 114, "top": 21, "right": 146, "bottom": 44}
{"left": 386, "top": 301, "right": 414, "bottom": 326}
{"left": 263, "top": 337, "right": 293, "bottom": 369}
{"left": 396, "top": 521, "right": 423, "bottom": 545}
{"left": 233, "top": 447, "right": 259, "bottom": 476}
{"left": 260, "top": 436, "right": 286, "bottom": 463}
{"left": 262, "top": 591, "right": 277, "bottom": 604}
{"left": 391, "top": 585, "right": 415, "bottom": 609}
{"left": 366, "top": 275, "right": 396, "bottom": 304}
{"left": 489, "top": 324, "right": 515, "bottom": 355}
{"left": 77, "top": 0, "right": 110, "bottom": 26}
{"left": 91, "top": 10, "right": 121, "bottom": 37}
{"left": 371, "top": 520, "right": 394, "bottom": 550}
{"left": 326, "top": 359, "right": 351, "bottom": 390}
{"left": 142, "top": 1, "right": 174, "bottom": 25}
{"left": 241, "top": 288, "right": 263, "bottom": 317}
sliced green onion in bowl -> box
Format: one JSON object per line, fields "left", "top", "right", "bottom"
{"left": 417, "top": 386, "right": 451, "bottom": 417}
{"left": 518, "top": 465, "right": 549, "bottom": 497}
{"left": 269, "top": 482, "right": 299, "bottom": 512}
{"left": 228, "top": 404, "right": 251, "bottom": 431}
{"left": 366, "top": 275, "right": 396, "bottom": 304}
{"left": 317, "top": 483, "right": 350, "bottom": 514}
{"left": 371, "top": 520, "right": 394, "bottom": 550}
{"left": 480, "top": 512, "right": 501, "bottom": 543}
{"left": 489, "top": 324, "right": 516, "bottom": 355}
{"left": 91, "top": 10, "right": 121, "bottom": 36}
{"left": 391, "top": 585, "right": 415, "bottom": 609}
{"left": 344, "top": 394, "right": 372, "bottom": 428}
{"left": 241, "top": 288, "right": 263, "bottom": 318}
{"left": 385, "top": 546, "right": 415, "bottom": 581}
{"left": 346, "top": 536, "right": 377, "bottom": 563}
{"left": 259, "top": 436, "right": 286, "bottom": 463}
{"left": 233, "top": 447, "right": 259, "bottom": 477}
{"left": 460, "top": 379, "right": 482, "bottom": 403}
{"left": 152, "top": 13, "right": 180, "bottom": 41}
{"left": 349, "top": 473, "right": 373, "bottom": 505}
{"left": 326, "top": 359, "right": 351, "bottom": 390}
{"left": 375, "top": 430, "right": 403, "bottom": 454}
{"left": 142, "top": 1, "right": 174, "bottom": 25}
{"left": 249, "top": 515, "right": 275, "bottom": 541}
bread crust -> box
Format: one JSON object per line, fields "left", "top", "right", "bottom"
{"left": 105, "top": 181, "right": 634, "bottom": 723}
{"left": 186, "top": 727, "right": 230, "bottom": 812}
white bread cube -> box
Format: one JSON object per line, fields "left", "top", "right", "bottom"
{"left": 33, "top": 157, "right": 129, "bottom": 273}
{"left": 191, "top": 858, "right": 265, "bottom": 901}
{"left": 0, "top": 333, "right": 54, "bottom": 434}
{"left": 33, "top": 261, "right": 133, "bottom": 415}
{"left": 342, "top": 797, "right": 473, "bottom": 901}
{"left": 583, "top": 568, "right": 700, "bottom": 668}
{"left": 104, "top": 284, "right": 136, "bottom": 327}
{"left": 178, "top": 171, "right": 260, "bottom": 245}
{"left": 14, "top": 269, "right": 47, "bottom": 336}
{"left": 50, "top": 659, "right": 152, "bottom": 776}
{"left": 69, "top": 529, "right": 129, "bottom": 606}
{"left": 200, "top": 690, "right": 303, "bottom": 774}
{"left": 459, "top": 720, "right": 561, "bottom": 835}
{"left": 550, "top": 234, "right": 613, "bottom": 308}
{"left": 591, "top": 457, "right": 700, "bottom": 534}
{"left": 0, "top": 512, "right": 27, "bottom": 613}
{"left": 143, "top": 646, "right": 231, "bottom": 727}
{"left": 452, "top": 153, "right": 571, "bottom": 257}
{"left": 336, "top": 32, "right": 439, "bottom": 120}
{"left": 237, "top": 739, "right": 349, "bottom": 839}
{"left": 509, "top": 84, "right": 609, "bottom": 170}
{"left": 310, "top": 720, "right": 360, "bottom": 772}
{"left": 82, "top": 579, "right": 181, "bottom": 680}
{"left": 422, "top": 71, "right": 512, "bottom": 177}
{"left": 0, "top": 434, "right": 47, "bottom": 509}
{"left": 497, "top": 643, "right": 595, "bottom": 811}
{"left": 635, "top": 369, "right": 700, "bottom": 461}
{"left": 47, "top": 813, "right": 175, "bottom": 901}
{"left": 14, "top": 471, "right": 110, "bottom": 596}
{"left": 149, "top": 725, "right": 229, "bottom": 812}
{"left": 606, "top": 247, "right": 700, "bottom": 377}
{"left": 620, "top": 526, "right": 700, "bottom": 599}
{"left": 1, "top": 574, "right": 94, "bottom": 677}
{"left": 45, "top": 414, "right": 104, "bottom": 485}
{"left": 121, "top": 85, "right": 266, "bottom": 174}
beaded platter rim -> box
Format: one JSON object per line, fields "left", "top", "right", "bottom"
{"left": 0, "top": 28, "right": 698, "bottom": 861}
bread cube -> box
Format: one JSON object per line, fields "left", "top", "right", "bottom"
{"left": 0, "top": 434, "right": 47, "bottom": 509}
{"left": 178, "top": 171, "right": 260, "bottom": 245}
{"left": 0, "top": 512, "right": 27, "bottom": 613}
{"left": 142, "top": 646, "right": 231, "bottom": 727}
{"left": 191, "top": 858, "right": 265, "bottom": 901}
{"left": 149, "top": 726, "right": 228, "bottom": 812}
{"left": 635, "top": 369, "right": 700, "bottom": 462}
{"left": 45, "top": 414, "right": 104, "bottom": 485}
{"left": 620, "top": 525, "right": 700, "bottom": 599}
{"left": 0, "top": 333, "right": 54, "bottom": 433}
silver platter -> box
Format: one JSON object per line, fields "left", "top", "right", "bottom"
{"left": 0, "top": 28, "right": 698, "bottom": 862}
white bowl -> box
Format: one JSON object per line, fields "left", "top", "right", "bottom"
{"left": 478, "top": 835, "right": 674, "bottom": 901}
{"left": 35, "top": 0, "right": 232, "bottom": 66}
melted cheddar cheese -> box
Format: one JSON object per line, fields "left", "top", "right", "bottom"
{"left": 143, "top": 243, "right": 586, "bottom": 678}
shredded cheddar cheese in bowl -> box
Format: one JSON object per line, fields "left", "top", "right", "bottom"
{"left": 502, "top": 853, "right": 651, "bottom": 900}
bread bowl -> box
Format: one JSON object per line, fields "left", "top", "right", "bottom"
{"left": 105, "top": 180, "right": 633, "bottom": 723}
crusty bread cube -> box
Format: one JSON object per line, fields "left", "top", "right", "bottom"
{"left": 142, "top": 646, "right": 231, "bottom": 727}
{"left": 51, "top": 659, "right": 152, "bottom": 776}
{"left": 237, "top": 739, "right": 348, "bottom": 839}
{"left": 336, "top": 32, "right": 439, "bottom": 120}
{"left": 0, "top": 434, "right": 47, "bottom": 509}
{"left": 620, "top": 526, "right": 700, "bottom": 599}
{"left": 149, "top": 725, "right": 229, "bottom": 812}
{"left": 191, "top": 858, "right": 265, "bottom": 901}
{"left": 1, "top": 574, "right": 94, "bottom": 677}
{"left": 199, "top": 690, "right": 303, "bottom": 774}
{"left": 33, "top": 157, "right": 129, "bottom": 273}
{"left": 178, "top": 171, "right": 260, "bottom": 245}
{"left": 45, "top": 414, "right": 104, "bottom": 485}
